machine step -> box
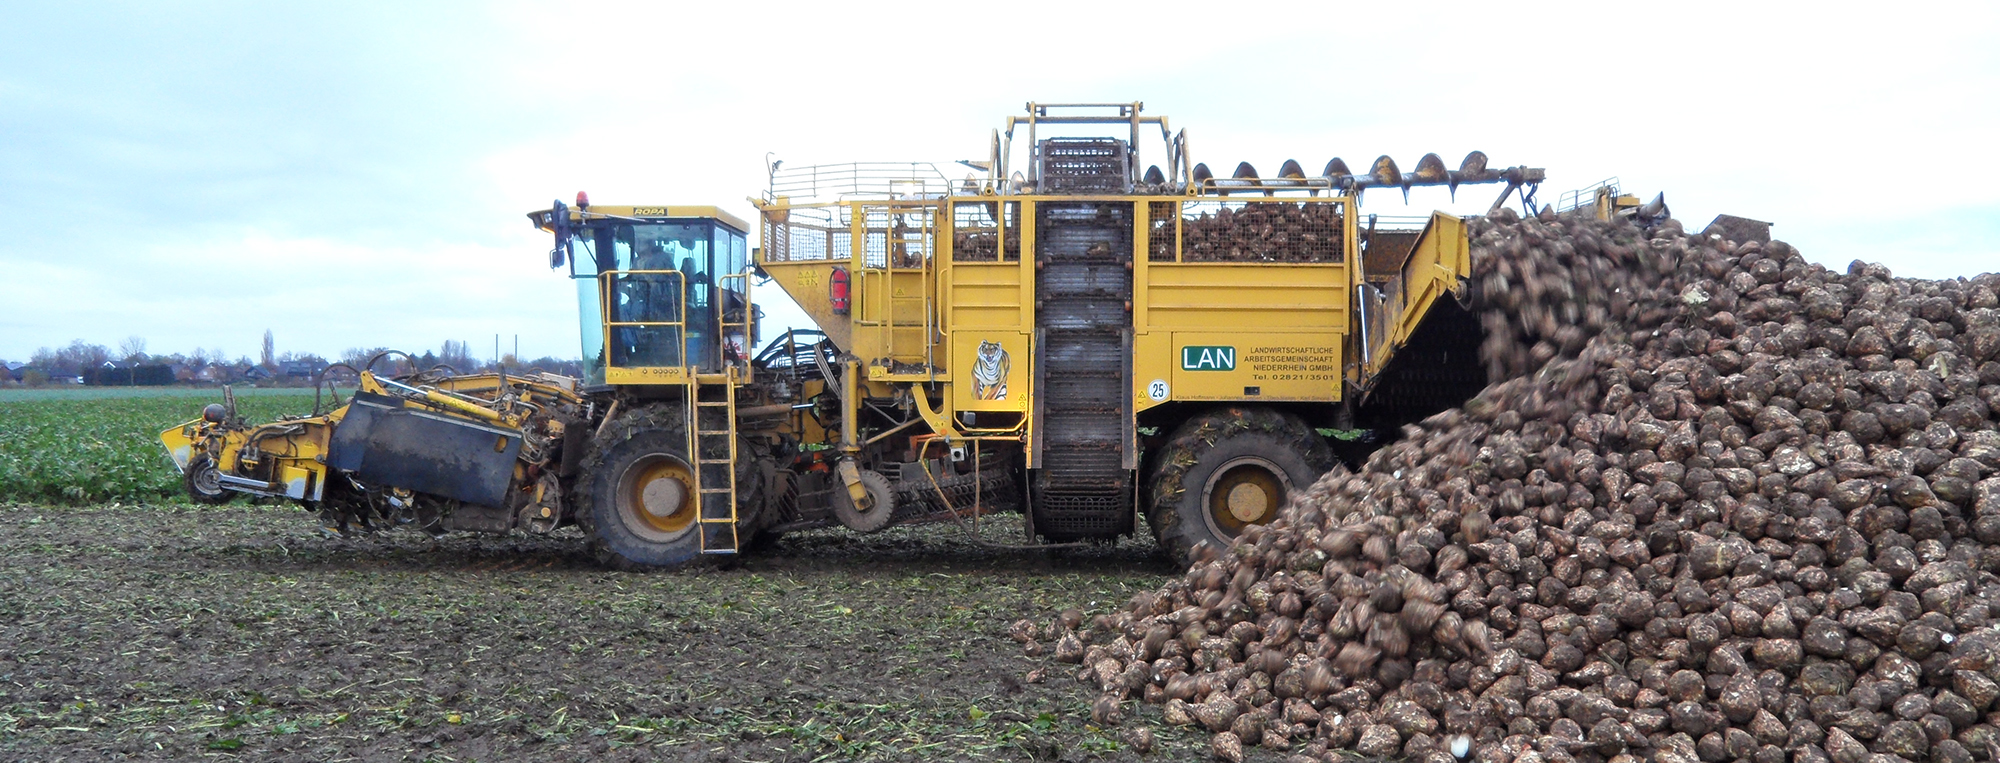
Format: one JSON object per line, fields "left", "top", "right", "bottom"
{"left": 686, "top": 373, "right": 741, "bottom": 554}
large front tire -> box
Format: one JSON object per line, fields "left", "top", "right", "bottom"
{"left": 577, "top": 406, "right": 763, "bottom": 570}
{"left": 1144, "top": 407, "right": 1332, "bottom": 568}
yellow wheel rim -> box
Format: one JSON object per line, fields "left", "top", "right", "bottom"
{"left": 619, "top": 454, "right": 697, "bottom": 539}
{"left": 1202, "top": 457, "right": 1289, "bottom": 539}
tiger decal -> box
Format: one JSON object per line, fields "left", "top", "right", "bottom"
{"left": 972, "top": 340, "right": 1010, "bottom": 400}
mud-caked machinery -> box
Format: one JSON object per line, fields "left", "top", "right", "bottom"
{"left": 165, "top": 102, "right": 1545, "bottom": 569}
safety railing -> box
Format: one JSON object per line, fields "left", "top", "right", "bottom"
{"left": 762, "top": 198, "right": 952, "bottom": 268}
{"left": 859, "top": 204, "right": 937, "bottom": 370}
{"left": 764, "top": 162, "right": 960, "bottom": 206}
{"left": 599, "top": 270, "right": 687, "bottom": 369}
{"left": 1558, "top": 178, "right": 1619, "bottom": 212}
{"left": 949, "top": 200, "right": 1020, "bottom": 262}
{"left": 761, "top": 205, "right": 850, "bottom": 263}
{"left": 717, "top": 272, "right": 753, "bottom": 375}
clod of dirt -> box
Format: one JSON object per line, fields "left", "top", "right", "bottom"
{"left": 1092, "top": 693, "right": 1124, "bottom": 725}
{"left": 1122, "top": 724, "right": 1157, "bottom": 754}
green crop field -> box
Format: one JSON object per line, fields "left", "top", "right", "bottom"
{"left": 0, "top": 386, "right": 348, "bottom": 505}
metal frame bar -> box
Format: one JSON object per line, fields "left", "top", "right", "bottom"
{"left": 598, "top": 269, "right": 688, "bottom": 372}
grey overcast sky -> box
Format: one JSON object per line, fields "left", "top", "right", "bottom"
{"left": 3, "top": 1, "right": 1995, "bottom": 364}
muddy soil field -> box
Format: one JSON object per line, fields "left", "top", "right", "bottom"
{"left": 0, "top": 503, "right": 1224, "bottom": 762}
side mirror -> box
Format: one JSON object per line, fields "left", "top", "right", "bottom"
{"left": 548, "top": 200, "right": 571, "bottom": 269}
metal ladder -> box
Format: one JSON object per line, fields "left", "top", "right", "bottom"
{"left": 871, "top": 205, "right": 937, "bottom": 370}
{"left": 688, "top": 368, "right": 740, "bottom": 554}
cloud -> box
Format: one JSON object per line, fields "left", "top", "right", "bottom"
{"left": 1, "top": 1, "right": 1995, "bottom": 363}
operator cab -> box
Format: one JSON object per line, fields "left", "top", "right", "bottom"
{"left": 529, "top": 198, "right": 752, "bottom": 388}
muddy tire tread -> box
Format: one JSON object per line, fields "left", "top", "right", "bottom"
{"left": 574, "top": 404, "right": 766, "bottom": 571}
{"left": 1143, "top": 406, "right": 1332, "bottom": 568}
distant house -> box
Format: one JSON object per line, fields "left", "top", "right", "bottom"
{"left": 87, "top": 361, "right": 130, "bottom": 386}
{"left": 280, "top": 360, "right": 326, "bottom": 379}
{"left": 87, "top": 361, "right": 173, "bottom": 386}
{"left": 240, "top": 365, "right": 273, "bottom": 381}
{"left": 4, "top": 362, "right": 26, "bottom": 382}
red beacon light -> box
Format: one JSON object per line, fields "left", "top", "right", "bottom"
{"left": 575, "top": 191, "right": 590, "bottom": 209}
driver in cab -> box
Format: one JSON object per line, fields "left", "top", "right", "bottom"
{"left": 621, "top": 238, "right": 684, "bottom": 366}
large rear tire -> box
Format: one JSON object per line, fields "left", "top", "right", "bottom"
{"left": 1144, "top": 407, "right": 1332, "bottom": 568}
{"left": 577, "top": 405, "right": 763, "bottom": 570}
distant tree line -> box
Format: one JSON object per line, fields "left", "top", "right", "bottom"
{"left": 3, "top": 332, "right": 582, "bottom": 387}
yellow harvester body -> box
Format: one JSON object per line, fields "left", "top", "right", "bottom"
{"left": 163, "top": 102, "right": 1542, "bottom": 568}
{"left": 755, "top": 195, "right": 1473, "bottom": 434}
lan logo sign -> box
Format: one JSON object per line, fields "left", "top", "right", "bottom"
{"left": 1181, "top": 345, "right": 1235, "bottom": 371}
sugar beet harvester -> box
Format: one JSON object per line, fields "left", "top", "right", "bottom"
{"left": 162, "top": 102, "right": 1544, "bottom": 569}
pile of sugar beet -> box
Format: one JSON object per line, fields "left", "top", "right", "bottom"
{"left": 1016, "top": 207, "right": 2000, "bottom": 763}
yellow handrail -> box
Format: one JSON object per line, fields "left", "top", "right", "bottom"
{"left": 717, "top": 271, "right": 753, "bottom": 376}
{"left": 599, "top": 269, "right": 688, "bottom": 370}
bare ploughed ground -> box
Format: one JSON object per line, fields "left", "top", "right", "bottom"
{"left": 0, "top": 503, "right": 1283, "bottom": 762}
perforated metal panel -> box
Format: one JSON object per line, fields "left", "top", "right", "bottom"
{"left": 1037, "top": 139, "right": 1131, "bottom": 194}
{"left": 1031, "top": 202, "right": 1134, "bottom": 538}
